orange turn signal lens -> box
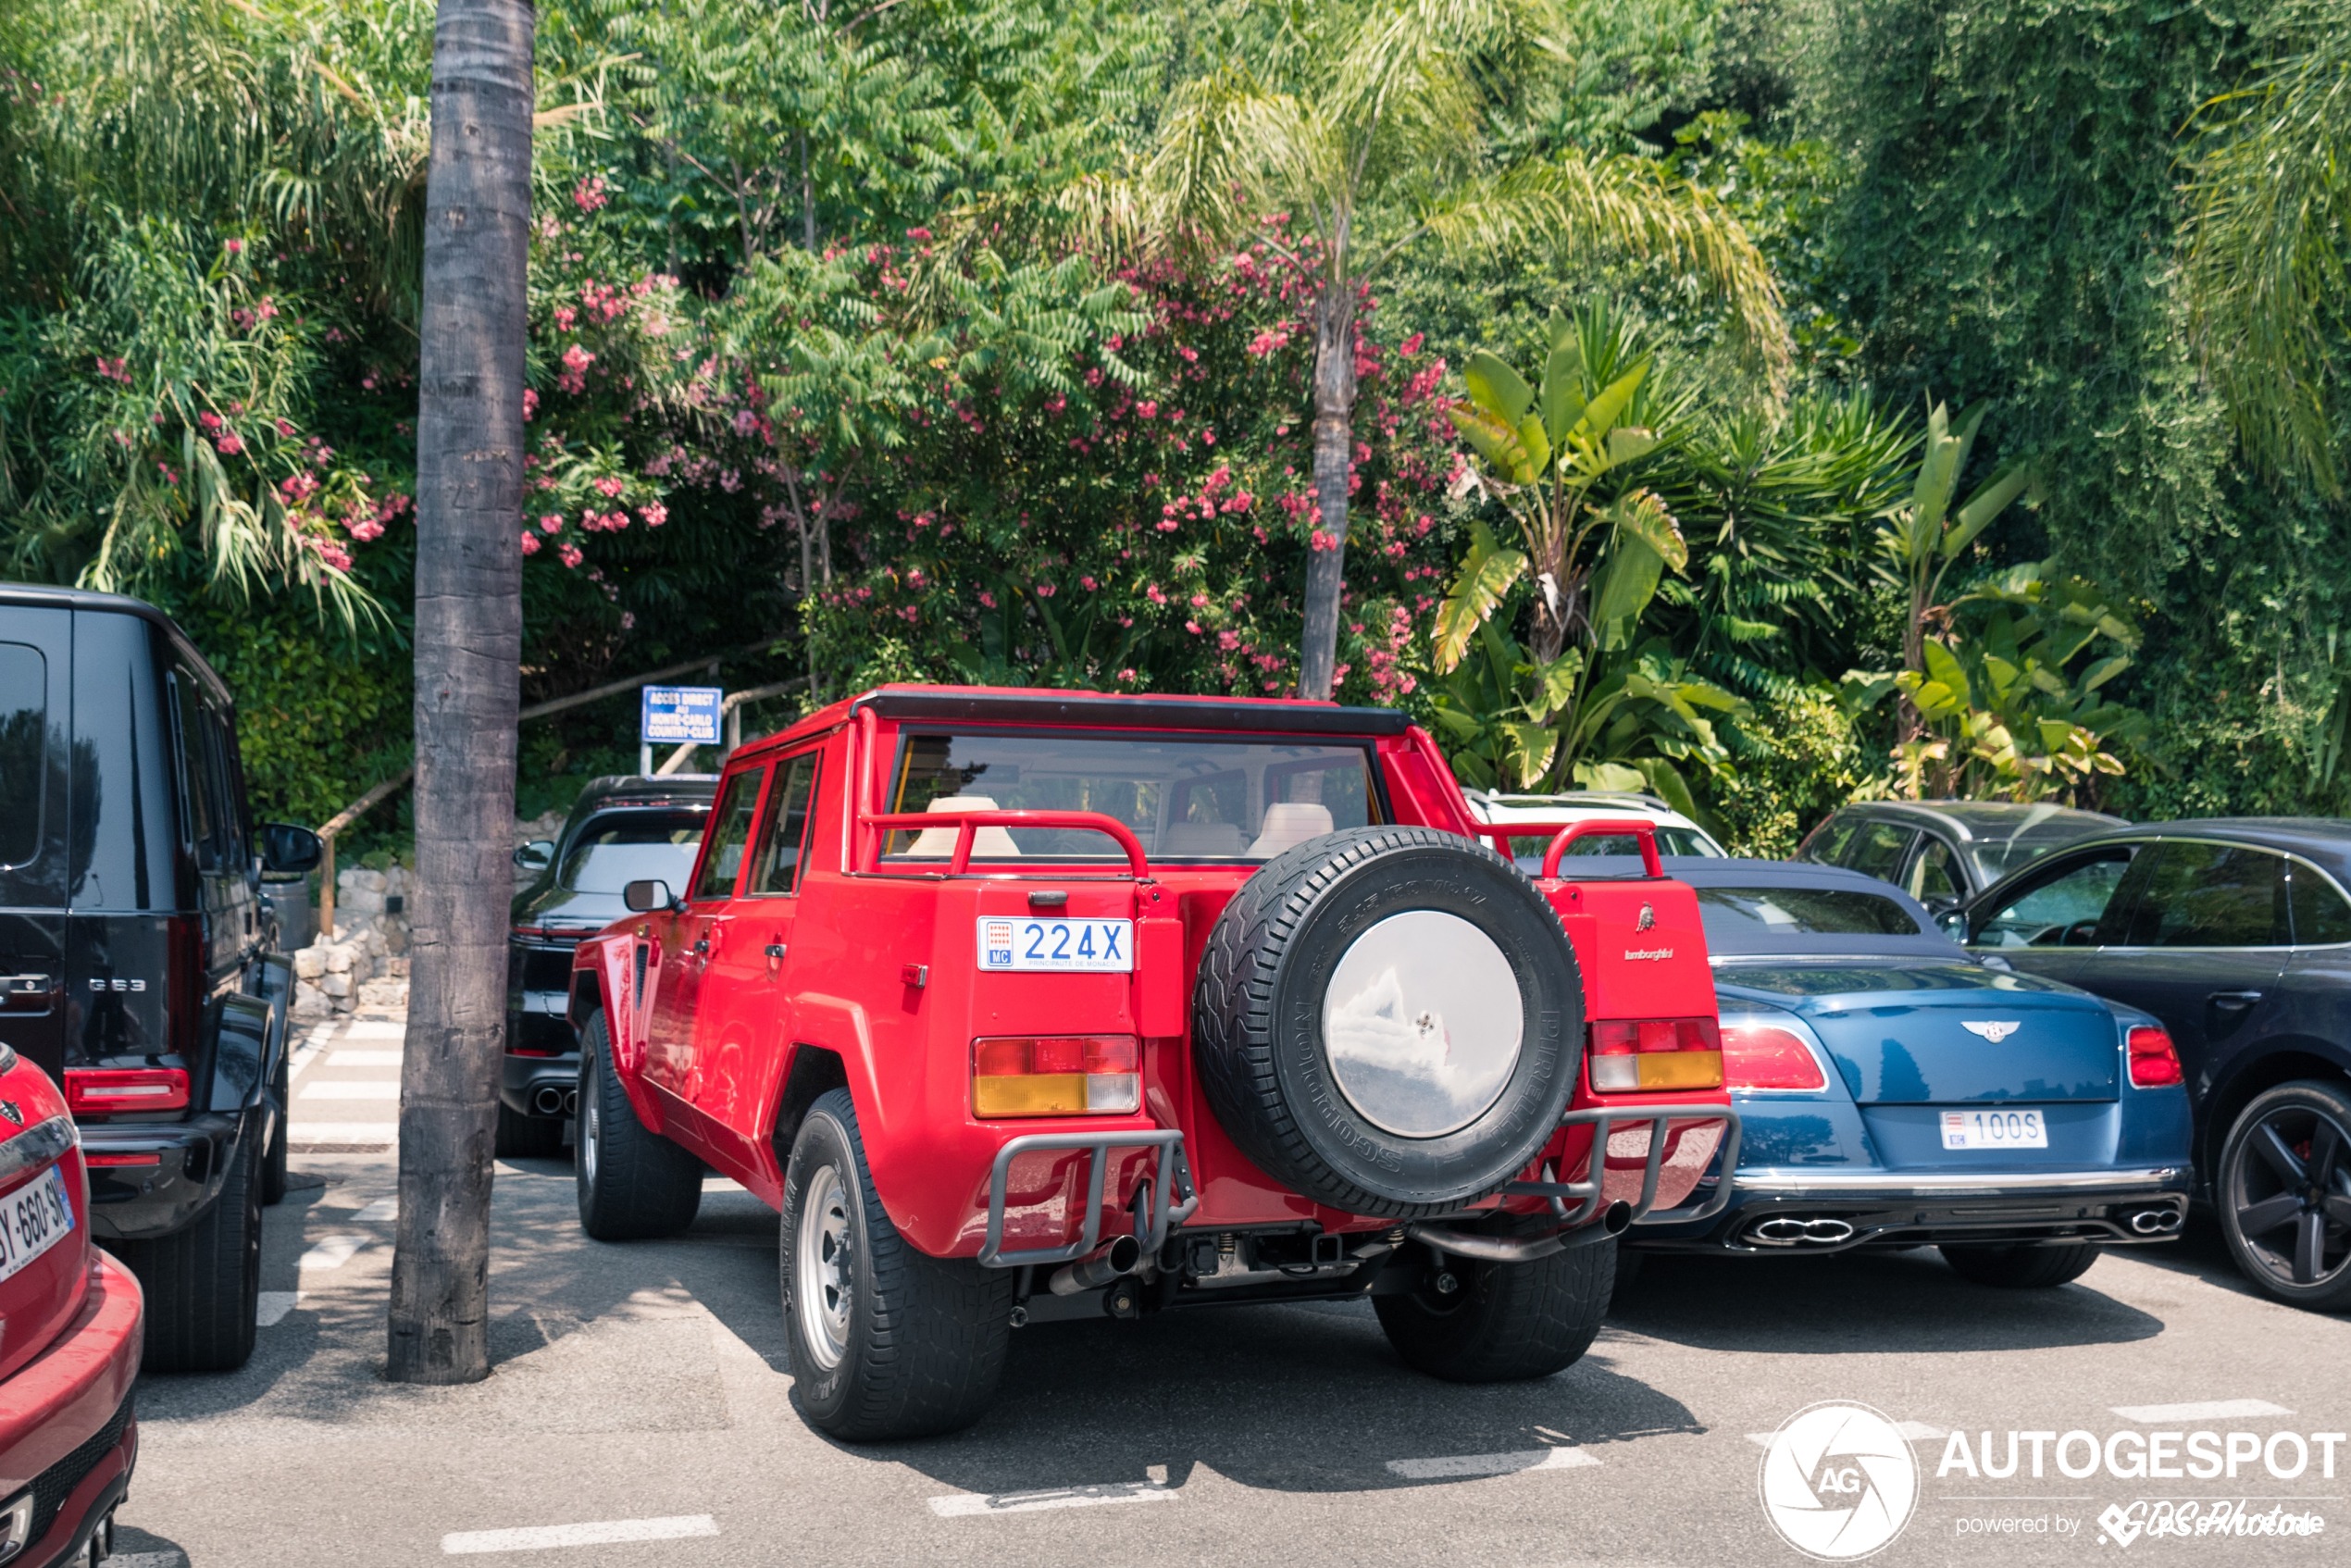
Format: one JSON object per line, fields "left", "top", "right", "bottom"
{"left": 972, "top": 1036, "right": 1141, "bottom": 1117}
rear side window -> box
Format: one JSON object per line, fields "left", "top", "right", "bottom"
{"left": 1909, "top": 839, "right": 1962, "bottom": 903}
{"left": 558, "top": 811, "right": 706, "bottom": 894}
{"left": 168, "top": 673, "right": 223, "bottom": 870}
{"left": 2118, "top": 841, "right": 2288, "bottom": 948}
{"left": 1798, "top": 815, "right": 1858, "bottom": 865}
{"left": 0, "top": 643, "right": 44, "bottom": 868}
{"left": 692, "top": 767, "right": 765, "bottom": 900}
{"left": 1695, "top": 887, "right": 1923, "bottom": 939}
{"left": 2286, "top": 861, "right": 2351, "bottom": 946}
{"left": 1843, "top": 821, "right": 1917, "bottom": 882}
{"left": 746, "top": 753, "right": 820, "bottom": 896}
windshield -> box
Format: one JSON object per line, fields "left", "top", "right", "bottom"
{"left": 886, "top": 730, "right": 1380, "bottom": 862}
{"left": 1696, "top": 886, "right": 1924, "bottom": 940}
{"left": 559, "top": 811, "right": 707, "bottom": 893}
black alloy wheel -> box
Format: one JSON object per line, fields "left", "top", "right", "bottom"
{"left": 2219, "top": 1080, "right": 2351, "bottom": 1311}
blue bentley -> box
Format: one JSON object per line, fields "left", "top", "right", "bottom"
{"left": 1628, "top": 859, "right": 2196, "bottom": 1287}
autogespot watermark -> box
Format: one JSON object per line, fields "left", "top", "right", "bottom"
{"left": 1760, "top": 1402, "right": 2344, "bottom": 1556}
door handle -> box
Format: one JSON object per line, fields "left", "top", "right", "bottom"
{"left": 2209, "top": 990, "right": 2262, "bottom": 1011}
{"left": 765, "top": 941, "right": 786, "bottom": 976}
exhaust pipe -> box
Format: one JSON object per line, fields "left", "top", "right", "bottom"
{"left": 1751, "top": 1216, "right": 1856, "bottom": 1247}
{"left": 565, "top": 1089, "right": 578, "bottom": 1116}
{"left": 531, "top": 1086, "right": 567, "bottom": 1116}
{"left": 1049, "top": 1235, "right": 1141, "bottom": 1296}
{"left": 2127, "top": 1207, "right": 2182, "bottom": 1235}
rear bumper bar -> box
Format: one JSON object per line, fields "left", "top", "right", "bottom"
{"left": 1412, "top": 1102, "right": 1744, "bottom": 1264}
{"left": 976, "top": 1129, "right": 1200, "bottom": 1269}
{"left": 1633, "top": 1166, "right": 2193, "bottom": 1254}
{"left": 79, "top": 1110, "right": 255, "bottom": 1241}
{"left": 1735, "top": 1164, "right": 2189, "bottom": 1195}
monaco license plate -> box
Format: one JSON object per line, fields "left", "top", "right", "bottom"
{"left": 977, "top": 917, "right": 1134, "bottom": 973}
{"left": 1941, "top": 1108, "right": 2048, "bottom": 1151}
{"left": 0, "top": 1164, "right": 75, "bottom": 1284}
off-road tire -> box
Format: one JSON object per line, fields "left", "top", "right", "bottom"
{"left": 781, "top": 1089, "right": 1015, "bottom": 1440}
{"left": 1375, "top": 1233, "right": 1615, "bottom": 1382}
{"left": 2215, "top": 1079, "right": 2351, "bottom": 1310}
{"left": 115, "top": 1136, "right": 262, "bottom": 1373}
{"left": 1940, "top": 1240, "right": 2101, "bottom": 1288}
{"left": 261, "top": 1047, "right": 291, "bottom": 1206}
{"left": 496, "top": 1101, "right": 566, "bottom": 1160}
{"left": 1193, "top": 826, "right": 1583, "bottom": 1216}
{"left": 575, "top": 1012, "right": 702, "bottom": 1240}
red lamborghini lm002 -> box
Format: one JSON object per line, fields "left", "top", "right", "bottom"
{"left": 564, "top": 685, "right": 1740, "bottom": 1439}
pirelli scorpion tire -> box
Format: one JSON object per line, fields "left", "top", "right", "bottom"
{"left": 1193, "top": 825, "right": 1585, "bottom": 1216}
{"left": 781, "top": 1089, "right": 1016, "bottom": 1441}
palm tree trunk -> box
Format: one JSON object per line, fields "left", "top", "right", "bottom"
{"left": 1300, "top": 287, "right": 1358, "bottom": 700}
{"left": 390, "top": 0, "right": 534, "bottom": 1387}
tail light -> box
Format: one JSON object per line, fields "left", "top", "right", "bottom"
{"left": 66, "top": 1067, "right": 192, "bottom": 1115}
{"left": 973, "top": 1036, "right": 1141, "bottom": 1117}
{"left": 2127, "top": 1026, "right": 2183, "bottom": 1089}
{"left": 1588, "top": 1017, "right": 1723, "bottom": 1092}
{"left": 1721, "top": 1020, "right": 1829, "bottom": 1091}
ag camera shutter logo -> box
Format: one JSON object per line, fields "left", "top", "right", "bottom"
{"left": 1760, "top": 1401, "right": 1920, "bottom": 1560}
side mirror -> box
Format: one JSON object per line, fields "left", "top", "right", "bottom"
{"left": 513, "top": 840, "right": 555, "bottom": 873}
{"left": 1936, "top": 908, "right": 1971, "bottom": 941}
{"left": 258, "top": 822, "right": 324, "bottom": 879}
{"left": 623, "top": 878, "right": 675, "bottom": 914}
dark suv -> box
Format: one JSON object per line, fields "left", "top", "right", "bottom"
{"left": 1, "top": 585, "right": 321, "bottom": 1371}
{"left": 499, "top": 774, "right": 715, "bottom": 1155}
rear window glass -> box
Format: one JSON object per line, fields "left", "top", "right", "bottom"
{"left": 1696, "top": 886, "right": 1924, "bottom": 939}
{"left": 886, "top": 731, "right": 1379, "bottom": 862}
{"left": 559, "top": 811, "right": 707, "bottom": 894}
{"left": 0, "top": 643, "right": 43, "bottom": 867}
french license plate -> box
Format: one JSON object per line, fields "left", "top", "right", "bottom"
{"left": 977, "top": 917, "right": 1134, "bottom": 973}
{"left": 1941, "top": 1108, "right": 2048, "bottom": 1150}
{"left": 0, "top": 1164, "right": 75, "bottom": 1284}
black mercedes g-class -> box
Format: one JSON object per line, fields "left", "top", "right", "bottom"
{"left": 1, "top": 584, "right": 322, "bottom": 1372}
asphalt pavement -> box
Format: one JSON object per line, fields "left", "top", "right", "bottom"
{"left": 109, "top": 1005, "right": 2351, "bottom": 1567}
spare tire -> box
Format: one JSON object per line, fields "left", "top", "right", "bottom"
{"left": 1193, "top": 826, "right": 1584, "bottom": 1216}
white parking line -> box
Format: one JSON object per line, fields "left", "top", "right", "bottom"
{"left": 299, "top": 1236, "right": 370, "bottom": 1272}
{"left": 1748, "top": 1422, "right": 1947, "bottom": 1448}
{"left": 255, "top": 1291, "right": 301, "bottom": 1326}
{"left": 108, "top": 1553, "right": 187, "bottom": 1568}
{"left": 1386, "top": 1447, "right": 1599, "bottom": 1479}
{"left": 2111, "top": 1400, "right": 2292, "bottom": 1423}
{"left": 442, "top": 1516, "right": 719, "bottom": 1553}
{"left": 328, "top": 1050, "right": 404, "bottom": 1067}
{"left": 354, "top": 1198, "right": 398, "bottom": 1222}
{"left": 288, "top": 1123, "right": 396, "bottom": 1143}
{"left": 299, "top": 1081, "right": 400, "bottom": 1100}
{"left": 343, "top": 1021, "right": 407, "bottom": 1040}
{"left": 927, "top": 1483, "right": 1179, "bottom": 1517}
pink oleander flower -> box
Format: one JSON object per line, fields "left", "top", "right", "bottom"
{"left": 519, "top": 530, "right": 541, "bottom": 555}
{"left": 539, "top": 514, "right": 564, "bottom": 533}
{"left": 559, "top": 542, "right": 583, "bottom": 567}
{"left": 639, "top": 501, "right": 666, "bottom": 528}
{"left": 214, "top": 432, "right": 243, "bottom": 456}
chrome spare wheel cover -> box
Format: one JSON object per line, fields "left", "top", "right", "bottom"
{"left": 796, "top": 1163, "right": 854, "bottom": 1370}
{"left": 1322, "top": 909, "right": 1524, "bottom": 1138}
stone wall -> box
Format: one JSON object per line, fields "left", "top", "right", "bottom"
{"left": 291, "top": 865, "right": 414, "bottom": 1019}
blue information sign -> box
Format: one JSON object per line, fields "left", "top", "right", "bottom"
{"left": 641, "top": 685, "right": 723, "bottom": 745}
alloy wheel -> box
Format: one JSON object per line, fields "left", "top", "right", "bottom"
{"left": 796, "top": 1164, "right": 853, "bottom": 1370}
{"left": 2229, "top": 1103, "right": 2351, "bottom": 1288}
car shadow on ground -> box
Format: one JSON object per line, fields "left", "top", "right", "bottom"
{"left": 832, "top": 1300, "right": 1704, "bottom": 1499}
{"left": 1607, "top": 1245, "right": 2166, "bottom": 1352}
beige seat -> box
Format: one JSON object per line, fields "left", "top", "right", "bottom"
{"left": 1160, "top": 820, "right": 1249, "bottom": 858}
{"left": 902, "top": 795, "right": 1023, "bottom": 858}
{"left": 1246, "top": 802, "right": 1334, "bottom": 859}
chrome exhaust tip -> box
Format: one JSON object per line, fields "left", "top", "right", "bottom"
{"left": 531, "top": 1086, "right": 567, "bottom": 1116}
{"left": 565, "top": 1089, "right": 579, "bottom": 1116}
{"left": 2127, "top": 1207, "right": 2183, "bottom": 1235}
{"left": 1600, "top": 1201, "right": 1635, "bottom": 1236}
{"left": 1048, "top": 1235, "right": 1142, "bottom": 1296}
{"left": 1750, "top": 1215, "right": 1855, "bottom": 1247}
